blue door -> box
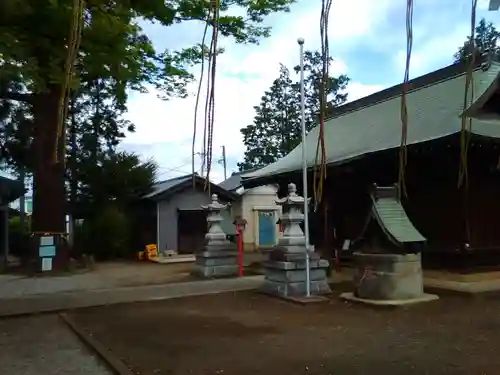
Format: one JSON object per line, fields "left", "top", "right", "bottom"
{"left": 258, "top": 211, "right": 276, "bottom": 247}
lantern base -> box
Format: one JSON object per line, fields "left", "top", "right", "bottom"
{"left": 260, "top": 248, "right": 331, "bottom": 297}
{"left": 193, "top": 247, "right": 239, "bottom": 278}
{"left": 193, "top": 264, "right": 240, "bottom": 278}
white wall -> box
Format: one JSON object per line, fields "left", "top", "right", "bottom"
{"left": 239, "top": 185, "right": 280, "bottom": 250}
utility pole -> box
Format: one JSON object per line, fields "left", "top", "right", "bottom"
{"left": 219, "top": 145, "right": 227, "bottom": 180}
{"left": 201, "top": 151, "right": 206, "bottom": 178}
{"left": 193, "top": 151, "right": 206, "bottom": 178}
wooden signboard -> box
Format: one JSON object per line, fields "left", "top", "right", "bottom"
{"left": 38, "top": 235, "right": 56, "bottom": 272}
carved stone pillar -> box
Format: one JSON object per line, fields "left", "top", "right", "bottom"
{"left": 261, "top": 183, "right": 331, "bottom": 297}
{"left": 194, "top": 194, "right": 238, "bottom": 278}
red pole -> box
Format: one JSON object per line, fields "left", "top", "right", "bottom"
{"left": 237, "top": 226, "right": 244, "bottom": 277}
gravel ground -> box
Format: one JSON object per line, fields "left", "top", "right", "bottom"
{"left": 69, "top": 283, "right": 500, "bottom": 375}
{"left": 0, "top": 314, "right": 110, "bottom": 375}
{"left": 0, "top": 262, "right": 193, "bottom": 298}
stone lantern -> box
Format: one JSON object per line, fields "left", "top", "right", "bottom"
{"left": 261, "top": 183, "right": 331, "bottom": 297}
{"left": 194, "top": 194, "right": 238, "bottom": 278}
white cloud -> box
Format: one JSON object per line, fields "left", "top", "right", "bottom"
{"left": 392, "top": 20, "right": 470, "bottom": 78}
{"left": 123, "top": 0, "right": 398, "bottom": 183}
{"left": 391, "top": 2, "right": 500, "bottom": 79}
{"left": 347, "top": 82, "right": 386, "bottom": 102}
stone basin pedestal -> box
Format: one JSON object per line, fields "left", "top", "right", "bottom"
{"left": 340, "top": 252, "right": 438, "bottom": 306}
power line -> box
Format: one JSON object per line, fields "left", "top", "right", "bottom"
{"left": 156, "top": 164, "right": 191, "bottom": 177}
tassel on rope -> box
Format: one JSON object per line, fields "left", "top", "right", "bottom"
{"left": 192, "top": 10, "right": 211, "bottom": 188}
{"left": 458, "top": 0, "right": 477, "bottom": 190}
{"left": 203, "top": 0, "right": 220, "bottom": 196}
{"left": 54, "top": 0, "right": 85, "bottom": 164}
{"left": 313, "top": 0, "right": 332, "bottom": 211}
{"left": 201, "top": 37, "right": 212, "bottom": 181}
{"left": 458, "top": 0, "right": 478, "bottom": 244}
{"left": 397, "top": 0, "right": 413, "bottom": 200}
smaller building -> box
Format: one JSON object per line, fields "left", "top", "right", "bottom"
{"left": 10, "top": 194, "right": 32, "bottom": 215}
{"left": 0, "top": 174, "right": 24, "bottom": 262}
{"left": 219, "top": 172, "right": 281, "bottom": 251}
{"left": 143, "top": 174, "right": 237, "bottom": 254}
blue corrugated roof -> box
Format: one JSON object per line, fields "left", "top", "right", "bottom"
{"left": 219, "top": 173, "right": 242, "bottom": 191}
{"left": 145, "top": 173, "right": 238, "bottom": 201}
{"left": 0, "top": 175, "right": 24, "bottom": 203}
{"left": 144, "top": 174, "right": 193, "bottom": 199}
{"left": 0, "top": 170, "right": 16, "bottom": 180}
{"left": 219, "top": 169, "right": 258, "bottom": 191}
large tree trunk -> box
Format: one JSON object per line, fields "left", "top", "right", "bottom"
{"left": 31, "top": 87, "right": 66, "bottom": 234}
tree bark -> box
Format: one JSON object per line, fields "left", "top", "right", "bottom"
{"left": 31, "top": 87, "right": 66, "bottom": 234}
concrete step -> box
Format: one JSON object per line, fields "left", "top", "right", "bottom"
{"left": 0, "top": 275, "right": 264, "bottom": 317}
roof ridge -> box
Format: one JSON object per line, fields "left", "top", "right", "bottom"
{"left": 228, "top": 169, "right": 258, "bottom": 177}
{"left": 155, "top": 172, "right": 197, "bottom": 185}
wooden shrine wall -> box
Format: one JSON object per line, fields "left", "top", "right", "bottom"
{"left": 316, "top": 136, "right": 500, "bottom": 252}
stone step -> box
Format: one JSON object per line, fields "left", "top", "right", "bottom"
{"left": 265, "top": 269, "right": 328, "bottom": 283}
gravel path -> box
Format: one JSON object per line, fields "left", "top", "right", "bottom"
{"left": 0, "top": 275, "right": 264, "bottom": 317}
{"left": 0, "top": 262, "right": 195, "bottom": 299}
{"left": 0, "top": 314, "right": 110, "bottom": 375}
{"left": 69, "top": 285, "right": 500, "bottom": 375}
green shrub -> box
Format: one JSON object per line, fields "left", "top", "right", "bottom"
{"left": 8, "top": 216, "right": 31, "bottom": 258}
{"left": 75, "top": 206, "right": 132, "bottom": 260}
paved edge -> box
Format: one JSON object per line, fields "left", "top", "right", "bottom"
{"left": 259, "top": 290, "right": 332, "bottom": 305}
{"left": 59, "top": 312, "right": 134, "bottom": 375}
{"left": 0, "top": 275, "right": 264, "bottom": 318}
{"left": 340, "top": 292, "right": 440, "bottom": 306}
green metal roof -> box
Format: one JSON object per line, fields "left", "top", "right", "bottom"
{"left": 372, "top": 198, "right": 426, "bottom": 245}
{"left": 243, "top": 60, "right": 500, "bottom": 183}
{"left": 370, "top": 185, "right": 426, "bottom": 246}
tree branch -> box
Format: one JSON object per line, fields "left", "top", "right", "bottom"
{"left": 0, "top": 90, "right": 33, "bottom": 104}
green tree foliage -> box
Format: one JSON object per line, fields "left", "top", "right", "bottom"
{"left": 0, "top": 76, "right": 33, "bottom": 173}
{"left": 294, "top": 51, "right": 349, "bottom": 128}
{"left": 74, "top": 152, "right": 157, "bottom": 259}
{"left": 238, "top": 65, "right": 300, "bottom": 170}
{"left": 0, "top": 0, "right": 295, "bottom": 234}
{"left": 77, "top": 151, "right": 157, "bottom": 215}
{"left": 65, "top": 77, "right": 135, "bottom": 217}
{"left": 0, "top": 102, "right": 33, "bottom": 172}
{"left": 8, "top": 215, "right": 31, "bottom": 258}
{"left": 238, "top": 50, "right": 349, "bottom": 170}
{"left": 454, "top": 18, "right": 500, "bottom": 62}
{"left": 76, "top": 205, "right": 131, "bottom": 260}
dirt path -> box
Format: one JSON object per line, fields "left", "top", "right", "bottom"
{"left": 0, "top": 315, "right": 110, "bottom": 375}
{"left": 0, "top": 262, "right": 193, "bottom": 298}
{"left": 0, "top": 253, "right": 264, "bottom": 299}
{"left": 68, "top": 283, "right": 500, "bottom": 375}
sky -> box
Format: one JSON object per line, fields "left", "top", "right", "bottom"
{"left": 121, "top": 0, "right": 500, "bottom": 184}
